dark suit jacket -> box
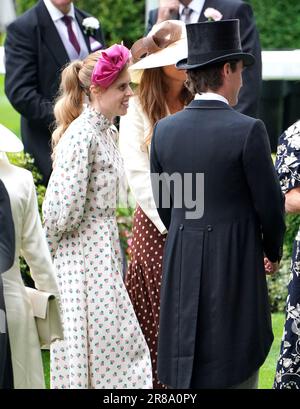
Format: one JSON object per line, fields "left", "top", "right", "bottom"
{"left": 147, "top": 0, "right": 262, "bottom": 118}
{"left": 4, "top": 0, "right": 105, "bottom": 184}
{"left": 0, "top": 180, "right": 15, "bottom": 389}
{"left": 150, "top": 99, "right": 285, "bottom": 388}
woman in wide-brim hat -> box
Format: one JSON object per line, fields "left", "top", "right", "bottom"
{"left": 0, "top": 124, "right": 59, "bottom": 388}
{"left": 119, "top": 20, "right": 193, "bottom": 389}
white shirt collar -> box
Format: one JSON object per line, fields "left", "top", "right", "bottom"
{"left": 179, "top": 0, "right": 205, "bottom": 15}
{"left": 194, "top": 92, "right": 229, "bottom": 105}
{"left": 43, "top": 0, "right": 75, "bottom": 22}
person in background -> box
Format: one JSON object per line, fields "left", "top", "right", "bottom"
{"left": 0, "top": 124, "right": 59, "bottom": 388}
{"left": 119, "top": 20, "right": 193, "bottom": 388}
{"left": 274, "top": 121, "right": 300, "bottom": 389}
{"left": 146, "top": 0, "right": 262, "bottom": 118}
{"left": 43, "top": 45, "right": 152, "bottom": 389}
{"left": 4, "top": 0, "right": 105, "bottom": 184}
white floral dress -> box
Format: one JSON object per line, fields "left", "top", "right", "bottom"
{"left": 43, "top": 106, "right": 152, "bottom": 389}
{"left": 274, "top": 120, "right": 300, "bottom": 389}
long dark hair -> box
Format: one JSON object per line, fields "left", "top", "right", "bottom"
{"left": 138, "top": 67, "right": 193, "bottom": 145}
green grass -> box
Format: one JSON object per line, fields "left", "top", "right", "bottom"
{"left": 258, "top": 312, "right": 285, "bottom": 389}
{"left": 42, "top": 350, "right": 50, "bottom": 389}
{"left": 41, "top": 313, "right": 285, "bottom": 389}
{"left": 0, "top": 74, "right": 20, "bottom": 135}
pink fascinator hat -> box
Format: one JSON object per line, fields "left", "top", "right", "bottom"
{"left": 91, "top": 44, "right": 130, "bottom": 88}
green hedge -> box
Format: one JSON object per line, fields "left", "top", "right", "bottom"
{"left": 249, "top": 0, "right": 300, "bottom": 49}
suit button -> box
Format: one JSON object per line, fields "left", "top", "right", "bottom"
{"left": 207, "top": 225, "right": 213, "bottom": 232}
{"left": 179, "top": 224, "right": 184, "bottom": 231}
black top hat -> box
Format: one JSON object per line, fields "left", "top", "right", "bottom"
{"left": 176, "top": 19, "right": 255, "bottom": 70}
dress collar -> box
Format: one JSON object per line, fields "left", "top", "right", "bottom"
{"left": 84, "top": 105, "right": 112, "bottom": 131}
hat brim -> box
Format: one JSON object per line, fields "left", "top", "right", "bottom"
{"left": 129, "top": 38, "right": 187, "bottom": 83}
{"left": 0, "top": 124, "right": 24, "bottom": 153}
{"left": 176, "top": 52, "right": 255, "bottom": 70}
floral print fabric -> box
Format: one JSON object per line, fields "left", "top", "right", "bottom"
{"left": 43, "top": 106, "right": 152, "bottom": 389}
{"left": 274, "top": 120, "right": 300, "bottom": 389}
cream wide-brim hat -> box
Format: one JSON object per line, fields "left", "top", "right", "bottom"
{"left": 0, "top": 124, "right": 24, "bottom": 152}
{"left": 129, "top": 20, "right": 187, "bottom": 84}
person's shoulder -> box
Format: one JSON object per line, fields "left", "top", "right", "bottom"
{"left": 7, "top": 3, "right": 38, "bottom": 31}
{"left": 148, "top": 8, "right": 158, "bottom": 20}
{"left": 60, "top": 111, "right": 100, "bottom": 147}
{"left": 215, "top": 0, "right": 246, "bottom": 7}
{"left": 214, "top": 0, "right": 251, "bottom": 13}
{"left": 228, "top": 110, "right": 264, "bottom": 135}
{"left": 4, "top": 162, "right": 35, "bottom": 196}
{"left": 74, "top": 6, "right": 90, "bottom": 19}
{"left": 153, "top": 110, "right": 186, "bottom": 141}
{"left": 8, "top": 162, "right": 33, "bottom": 181}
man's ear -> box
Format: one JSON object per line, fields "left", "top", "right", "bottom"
{"left": 223, "top": 62, "right": 231, "bottom": 76}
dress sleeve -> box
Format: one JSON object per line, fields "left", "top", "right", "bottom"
{"left": 42, "top": 129, "right": 96, "bottom": 256}
{"left": 275, "top": 121, "right": 300, "bottom": 194}
{"left": 119, "top": 97, "right": 167, "bottom": 234}
{"left": 21, "top": 172, "right": 59, "bottom": 295}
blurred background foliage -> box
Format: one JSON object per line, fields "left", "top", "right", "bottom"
{"left": 248, "top": 0, "right": 300, "bottom": 49}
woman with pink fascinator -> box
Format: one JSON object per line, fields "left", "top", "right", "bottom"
{"left": 43, "top": 45, "right": 152, "bottom": 389}
{"left": 119, "top": 20, "right": 192, "bottom": 388}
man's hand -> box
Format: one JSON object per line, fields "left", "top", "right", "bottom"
{"left": 264, "top": 257, "right": 280, "bottom": 275}
{"left": 157, "top": 0, "right": 180, "bottom": 23}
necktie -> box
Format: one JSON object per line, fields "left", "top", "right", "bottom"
{"left": 181, "top": 7, "right": 193, "bottom": 24}
{"left": 61, "top": 15, "right": 81, "bottom": 55}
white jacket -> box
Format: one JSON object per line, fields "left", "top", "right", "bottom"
{"left": 119, "top": 96, "right": 167, "bottom": 234}
{"left": 0, "top": 154, "right": 59, "bottom": 388}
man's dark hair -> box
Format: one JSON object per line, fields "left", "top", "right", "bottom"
{"left": 185, "top": 60, "right": 239, "bottom": 95}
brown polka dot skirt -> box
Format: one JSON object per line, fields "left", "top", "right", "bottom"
{"left": 125, "top": 206, "right": 166, "bottom": 389}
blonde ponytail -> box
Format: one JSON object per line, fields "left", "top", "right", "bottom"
{"left": 51, "top": 51, "right": 102, "bottom": 161}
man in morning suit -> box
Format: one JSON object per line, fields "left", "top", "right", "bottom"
{"left": 147, "top": 0, "right": 262, "bottom": 118}
{"left": 4, "top": 0, "right": 105, "bottom": 184}
{"left": 150, "top": 20, "right": 285, "bottom": 389}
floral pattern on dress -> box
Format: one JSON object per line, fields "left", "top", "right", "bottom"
{"left": 274, "top": 120, "right": 300, "bottom": 389}
{"left": 43, "top": 106, "right": 152, "bottom": 389}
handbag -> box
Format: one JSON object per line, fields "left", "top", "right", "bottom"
{"left": 25, "top": 287, "right": 64, "bottom": 349}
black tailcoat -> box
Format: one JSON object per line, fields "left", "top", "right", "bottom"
{"left": 147, "top": 0, "right": 262, "bottom": 118}
{"left": 0, "top": 180, "right": 15, "bottom": 389}
{"left": 150, "top": 99, "right": 285, "bottom": 388}
{"left": 4, "top": 0, "right": 105, "bottom": 184}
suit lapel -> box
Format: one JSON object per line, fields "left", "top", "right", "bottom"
{"left": 199, "top": 0, "right": 210, "bottom": 21}
{"left": 199, "top": 0, "right": 229, "bottom": 22}
{"left": 75, "top": 9, "right": 91, "bottom": 52}
{"left": 36, "top": 0, "right": 69, "bottom": 67}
